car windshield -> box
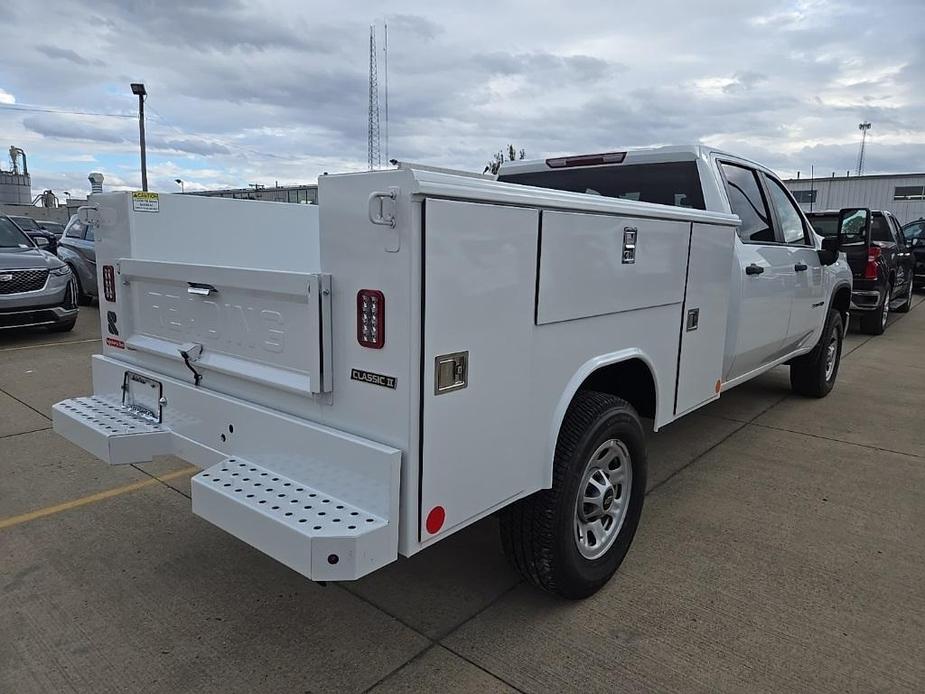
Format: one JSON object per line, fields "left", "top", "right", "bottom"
{"left": 903, "top": 222, "right": 925, "bottom": 240}
{"left": 11, "top": 216, "right": 41, "bottom": 231}
{"left": 0, "top": 217, "right": 34, "bottom": 248}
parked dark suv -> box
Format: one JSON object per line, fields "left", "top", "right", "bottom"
{"left": 807, "top": 210, "right": 914, "bottom": 334}
{"left": 0, "top": 215, "right": 79, "bottom": 332}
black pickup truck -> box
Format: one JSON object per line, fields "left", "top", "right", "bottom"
{"left": 807, "top": 210, "right": 914, "bottom": 334}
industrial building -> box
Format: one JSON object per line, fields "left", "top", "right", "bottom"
{"left": 184, "top": 183, "right": 318, "bottom": 204}
{"left": 785, "top": 172, "right": 925, "bottom": 225}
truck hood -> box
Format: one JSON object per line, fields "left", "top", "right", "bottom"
{"left": 0, "top": 247, "right": 64, "bottom": 270}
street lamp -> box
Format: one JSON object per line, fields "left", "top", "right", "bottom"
{"left": 130, "top": 82, "right": 148, "bottom": 191}
{"left": 175, "top": 178, "right": 184, "bottom": 193}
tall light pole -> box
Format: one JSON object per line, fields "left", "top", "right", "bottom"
{"left": 175, "top": 178, "right": 184, "bottom": 193}
{"left": 130, "top": 82, "right": 148, "bottom": 191}
{"left": 856, "top": 121, "right": 871, "bottom": 176}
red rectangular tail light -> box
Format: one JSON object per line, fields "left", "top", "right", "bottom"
{"left": 864, "top": 246, "right": 880, "bottom": 280}
{"left": 357, "top": 289, "right": 384, "bottom": 348}
{"left": 102, "top": 265, "right": 116, "bottom": 302}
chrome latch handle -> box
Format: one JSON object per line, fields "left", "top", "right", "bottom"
{"left": 368, "top": 190, "right": 397, "bottom": 228}
{"left": 187, "top": 282, "right": 217, "bottom": 296}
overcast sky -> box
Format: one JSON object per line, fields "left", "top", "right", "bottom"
{"left": 1, "top": 0, "right": 923, "bottom": 196}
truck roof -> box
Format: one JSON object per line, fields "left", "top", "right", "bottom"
{"left": 498, "top": 144, "right": 772, "bottom": 178}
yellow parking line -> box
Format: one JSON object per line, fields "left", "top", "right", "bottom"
{"left": 0, "top": 466, "right": 198, "bottom": 530}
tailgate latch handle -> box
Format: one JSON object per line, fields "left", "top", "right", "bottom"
{"left": 368, "top": 187, "right": 400, "bottom": 252}
{"left": 178, "top": 342, "right": 204, "bottom": 387}
{"left": 187, "top": 282, "right": 217, "bottom": 296}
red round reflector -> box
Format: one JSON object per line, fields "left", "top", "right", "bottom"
{"left": 425, "top": 506, "right": 446, "bottom": 535}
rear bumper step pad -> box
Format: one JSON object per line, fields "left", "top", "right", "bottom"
{"left": 192, "top": 458, "right": 394, "bottom": 580}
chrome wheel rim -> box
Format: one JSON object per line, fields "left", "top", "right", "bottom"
{"left": 824, "top": 334, "right": 838, "bottom": 382}
{"left": 882, "top": 289, "right": 890, "bottom": 329}
{"left": 575, "top": 439, "right": 632, "bottom": 560}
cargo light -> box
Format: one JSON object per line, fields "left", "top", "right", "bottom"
{"left": 864, "top": 246, "right": 881, "bottom": 280}
{"left": 102, "top": 265, "right": 116, "bottom": 302}
{"left": 545, "top": 151, "right": 626, "bottom": 169}
{"left": 357, "top": 289, "right": 384, "bottom": 348}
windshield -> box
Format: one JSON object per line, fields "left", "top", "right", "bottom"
{"left": 10, "top": 216, "right": 41, "bottom": 231}
{"left": 498, "top": 161, "right": 706, "bottom": 210}
{"left": 904, "top": 222, "right": 925, "bottom": 241}
{"left": 0, "top": 217, "right": 34, "bottom": 248}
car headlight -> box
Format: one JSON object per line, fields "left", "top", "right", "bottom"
{"left": 49, "top": 265, "right": 71, "bottom": 277}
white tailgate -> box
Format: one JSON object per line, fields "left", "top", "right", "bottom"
{"left": 118, "top": 259, "right": 331, "bottom": 394}
{"left": 537, "top": 211, "right": 690, "bottom": 324}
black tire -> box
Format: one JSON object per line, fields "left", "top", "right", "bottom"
{"left": 48, "top": 316, "right": 77, "bottom": 332}
{"left": 790, "top": 309, "right": 843, "bottom": 397}
{"left": 69, "top": 266, "right": 91, "bottom": 306}
{"left": 895, "top": 281, "right": 913, "bottom": 313}
{"left": 859, "top": 286, "right": 889, "bottom": 334}
{"left": 499, "top": 390, "right": 647, "bottom": 599}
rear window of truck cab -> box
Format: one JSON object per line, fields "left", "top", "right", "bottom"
{"left": 498, "top": 161, "right": 706, "bottom": 210}
{"left": 809, "top": 212, "right": 892, "bottom": 244}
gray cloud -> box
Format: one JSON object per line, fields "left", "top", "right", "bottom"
{"left": 0, "top": 0, "right": 922, "bottom": 193}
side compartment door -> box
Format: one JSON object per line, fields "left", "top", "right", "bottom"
{"left": 719, "top": 162, "right": 794, "bottom": 380}
{"left": 762, "top": 173, "right": 826, "bottom": 353}
{"left": 420, "top": 199, "right": 538, "bottom": 541}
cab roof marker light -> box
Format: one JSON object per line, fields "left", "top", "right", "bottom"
{"left": 545, "top": 152, "right": 627, "bottom": 169}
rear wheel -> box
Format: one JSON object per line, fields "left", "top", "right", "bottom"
{"left": 859, "top": 286, "right": 889, "bottom": 335}
{"left": 499, "top": 391, "right": 647, "bottom": 599}
{"left": 790, "top": 309, "right": 843, "bottom": 398}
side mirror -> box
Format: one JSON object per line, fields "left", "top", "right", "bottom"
{"left": 818, "top": 237, "right": 839, "bottom": 266}
{"left": 836, "top": 207, "right": 871, "bottom": 246}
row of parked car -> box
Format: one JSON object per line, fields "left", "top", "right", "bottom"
{"left": 805, "top": 210, "right": 924, "bottom": 335}
{"left": 0, "top": 213, "right": 97, "bottom": 333}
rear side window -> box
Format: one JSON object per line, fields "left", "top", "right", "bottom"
{"left": 720, "top": 163, "right": 774, "bottom": 243}
{"left": 498, "top": 162, "right": 706, "bottom": 210}
{"left": 870, "top": 215, "right": 893, "bottom": 243}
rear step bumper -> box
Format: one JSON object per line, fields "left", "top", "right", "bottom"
{"left": 52, "top": 355, "right": 401, "bottom": 581}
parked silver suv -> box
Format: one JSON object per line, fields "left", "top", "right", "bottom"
{"left": 0, "top": 215, "right": 79, "bottom": 332}
{"left": 57, "top": 214, "right": 97, "bottom": 303}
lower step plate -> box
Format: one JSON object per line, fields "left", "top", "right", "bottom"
{"left": 192, "top": 457, "right": 398, "bottom": 581}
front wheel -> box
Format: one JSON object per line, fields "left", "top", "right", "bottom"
{"left": 499, "top": 391, "right": 647, "bottom": 599}
{"left": 790, "top": 309, "right": 843, "bottom": 397}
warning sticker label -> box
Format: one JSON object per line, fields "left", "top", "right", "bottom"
{"left": 132, "top": 191, "right": 159, "bottom": 213}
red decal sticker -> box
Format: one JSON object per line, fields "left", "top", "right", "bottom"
{"left": 106, "top": 337, "right": 125, "bottom": 349}
{"left": 425, "top": 506, "right": 446, "bottom": 535}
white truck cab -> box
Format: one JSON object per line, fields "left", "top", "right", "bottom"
{"left": 53, "top": 146, "right": 854, "bottom": 598}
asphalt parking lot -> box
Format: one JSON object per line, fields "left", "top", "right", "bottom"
{"left": 2, "top": 299, "right": 924, "bottom": 693}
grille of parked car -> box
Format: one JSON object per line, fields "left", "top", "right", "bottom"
{"left": 0, "top": 269, "right": 49, "bottom": 294}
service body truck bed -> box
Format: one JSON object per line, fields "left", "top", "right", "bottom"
{"left": 54, "top": 146, "right": 854, "bottom": 597}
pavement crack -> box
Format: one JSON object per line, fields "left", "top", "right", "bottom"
{"left": 0, "top": 426, "right": 53, "bottom": 440}
{"left": 747, "top": 421, "right": 924, "bottom": 460}
{"left": 129, "top": 463, "right": 192, "bottom": 500}
{"left": 0, "top": 385, "right": 51, "bottom": 422}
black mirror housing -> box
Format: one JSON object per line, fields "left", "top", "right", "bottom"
{"left": 836, "top": 207, "right": 871, "bottom": 246}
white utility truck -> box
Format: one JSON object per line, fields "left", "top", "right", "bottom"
{"left": 53, "top": 146, "right": 857, "bottom": 598}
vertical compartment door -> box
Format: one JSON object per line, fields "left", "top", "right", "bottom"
{"left": 675, "top": 222, "right": 737, "bottom": 415}
{"left": 420, "top": 199, "right": 538, "bottom": 540}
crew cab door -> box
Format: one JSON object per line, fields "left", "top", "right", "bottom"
{"left": 719, "top": 162, "right": 793, "bottom": 380}
{"left": 761, "top": 173, "right": 826, "bottom": 352}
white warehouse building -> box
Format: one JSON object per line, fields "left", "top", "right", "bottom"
{"left": 784, "top": 173, "right": 925, "bottom": 225}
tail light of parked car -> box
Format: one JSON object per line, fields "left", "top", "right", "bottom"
{"left": 864, "top": 246, "right": 881, "bottom": 280}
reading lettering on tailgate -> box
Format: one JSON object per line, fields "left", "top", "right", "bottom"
{"left": 144, "top": 290, "right": 286, "bottom": 354}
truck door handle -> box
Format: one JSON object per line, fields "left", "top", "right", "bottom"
{"left": 745, "top": 264, "right": 764, "bottom": 275}
{"left": 794, "top": 263, "right": 808, "bottom": 272}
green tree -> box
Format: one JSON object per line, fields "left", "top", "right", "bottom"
{"left": 484, "top": 144, "right": 526, "bottom": 175}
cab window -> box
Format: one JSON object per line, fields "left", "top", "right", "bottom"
{"left": 765, "top": 176, "right": 808, "bottom": 245}
{"left": 720, "top": 163, "right": 774, "bottom": 243}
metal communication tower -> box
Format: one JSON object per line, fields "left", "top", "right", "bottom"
{"left": 368, "top": 25, "right": 381, "bottom": 170}
{"left": 856, "top": 121, "right": 871, "bottom": 176}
